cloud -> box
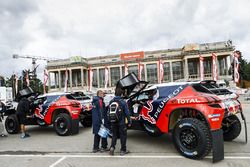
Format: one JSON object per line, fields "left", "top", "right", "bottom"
{"left": 0, "top": 0, "right": 250, "bottom": 80}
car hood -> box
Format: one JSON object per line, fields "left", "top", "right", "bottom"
{"left": 116, "top": 72, "right": 148, "bottom": 98}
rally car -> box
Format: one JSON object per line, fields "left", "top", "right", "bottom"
{"left": 4, "top": 87, "right": 82, "bottom": 136}
{"left": 116, "top": 73, "right": 247, "bottom": 162}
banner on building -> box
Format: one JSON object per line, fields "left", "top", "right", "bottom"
{"left": 120, "top": 51, "right": 144, "bottom": 61}
{"left": 15, "top": 73, "right": 18, "bottom": 95}
{"left": 88, "top": 66, "right": 93, "bottom": 92}
{"left": 234, "top": 51, "right": 240, "bottom": 83}
{"left": 44, "top": 69, "right": 48, "bottom": 94}
{"left": 105, "top": 66, "right": 109, "bottom": 89}
{"left": 124, "top": 63, "right": 128, "bottom": 76}
{"left": 199, "top": 55, "right": 204, "bottom": 81}
{"left": 64, "top": 69, "right": 68, "bottom": 92}
{"left": 26, "top": 71, "right": 30, "bottom": 87}
{"left": 159, "top": 59, "right": 164, "bottom": 83}
{"left": 212, "top": 53, "right": 218, "bottom": 81}
{"left": 138, "top": 62, "right": 144, "bottom": 80}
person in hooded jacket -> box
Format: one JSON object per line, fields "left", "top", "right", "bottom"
{"left": 91, "top": 90, "right": 109, "bottom": 153}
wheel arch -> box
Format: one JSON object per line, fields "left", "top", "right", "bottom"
{"left": 168, "top": 107, "right": 210, "bottom": 132}
{"left": 51, "top": 108, "right": 70, "bottom": 123}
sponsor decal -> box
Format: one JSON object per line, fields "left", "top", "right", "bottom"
{"left": 140, "top": 84, "right": 187, "bottom": 124}
{"left": 176, "top": 98, "right": 200, "bottom": 104}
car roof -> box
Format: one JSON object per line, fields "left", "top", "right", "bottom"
{"left": 37, "top": 92, "right": 70, "bottom": 98}
{"left": 145, "top": 82, "right": 190, "bottom": 91}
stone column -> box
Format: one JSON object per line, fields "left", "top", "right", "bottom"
{"left": 69, "top": 69, "right": 72, "bottom": 92}
{"left": 170, "top": 62, "right": 173, "bottom": 82}
{"left": 184, "top": 58, "right": 189, "bottom": 80}
{"left": 48, "top": 71, "right": 51, "bottom": 92}
{"left": 58, "top": 70, "right": 61, "bottom": 91}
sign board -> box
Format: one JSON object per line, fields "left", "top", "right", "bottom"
{"left": 120, "top": 51, "right": 144, "bottom": 60}
{"left": 70, "top": 56, "right": 83, "bottom": 63}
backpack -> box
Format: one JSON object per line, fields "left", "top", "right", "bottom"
{"left": 108, "top": 99, "right": 123, "bottom": 123}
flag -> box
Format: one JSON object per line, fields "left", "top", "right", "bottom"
{"left": 43, "top": 69, "right": 48, "bottom": 94}
{"left": 138, "top": 62, "right": 144, "bottom": 80}
{"left": 64, "top": 69, "right": 68, "bottom": 92}
{"left": 234, "top": 51, "right": 240, "bottom": 83}
{"left": 26, "top": 71, "right": 30, "bottom": 87}
{"left": 159, "top": 59, "right": 164, "bottom": 83}
{"left": 105, "top": 66, "right": 109, "bottom": 89}
{"left": 199, "top": 55, "right": 204, "bottom": 81}
{"left": 124, "top": 63, "right": 128, "bottom": 76}
{"left": 212, "top": 53, "right": 218, "bottom": 81}
{"left": 15, "top": 73, "right": 18, "bottom": 95}
{"left": 88, "top": 66, "right": 93, "bottom": 92}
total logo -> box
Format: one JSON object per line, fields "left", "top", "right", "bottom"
{"left": 177, "top": 98, "right": 200, "bottom": 104}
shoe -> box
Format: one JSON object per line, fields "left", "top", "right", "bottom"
{"left": 25, "top": 133, "right": 30, "bottom": 137}
{"left": 20, "top": 134, "right": 30, "bottom": 139}
{"left": 120, "top": 150, "right": 130, "bottom": 156}
{"left": 92, "top": 148, "right": 100, "bottom": 153}
{"left": 100, "top": 147, "right": 110, "bottom": 152}
{"left": 0, "top": 134, "right": 7, "bottom": 137}
{"left": 109, "top": 147, "right": 114, "bottom": 156}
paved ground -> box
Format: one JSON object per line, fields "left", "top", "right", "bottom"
{"left": 0, "top": 100, "right": 250, "bottom": 167}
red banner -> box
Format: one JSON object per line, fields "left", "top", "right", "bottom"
{"left": 212, "top": 53, "right": 218, "bottom": 81}
{"left": 120, "top": 51, "right": 144, "bottom": 60}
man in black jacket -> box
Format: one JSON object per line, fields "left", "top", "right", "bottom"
{"left": 109, "top": 87, "right": 131, "bottom": 156}
{"left": 0, "top": 100, "right": 7, "bottom": 137}
{"left": 16, "top": 96, "right": 33, "bottom": 139}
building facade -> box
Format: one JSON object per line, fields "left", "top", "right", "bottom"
{"left": 46, "top": 40, "right": 234, "bottom": 93}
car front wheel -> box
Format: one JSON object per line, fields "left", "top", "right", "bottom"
{"left": 5, "top": 114, "right": 20, "bottom": 134}
{"left": 173, "top": 118, "right": 212, "bottom": 160}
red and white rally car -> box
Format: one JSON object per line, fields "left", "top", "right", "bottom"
{"left": 116, "top": 73, "right": 247, "bottom": 162}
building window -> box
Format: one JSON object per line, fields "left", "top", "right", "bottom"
{"left": 218, "top": 57, "right": 227, "bottom": 75}
{"left": 204, "top": 59, "right": 211, "bottom": 74}
{"left": 172, "top": 61, "right": 183, "bottom": 81}
{"left": 163, "top": 62, "right": 171, "bottom": 82}
{"left": 92, "top": 69, "right": 98, "bottom": 88}
{"left": 72, "top": 69, "right": 81, "bottom": 87}
{"left": 128, "top": 65, "right": 138, "bottom": 77}
{"left": 99, "top": 68, "right": 105, "bottom": 87}
{"left": 146, "top": 64, "right": 158, "bottom": 84}
{"left": 188, "top": 60, "right": 198, "bottom": 75}
{"left": 110, "top": 67, "right": 120, "bottom": 87}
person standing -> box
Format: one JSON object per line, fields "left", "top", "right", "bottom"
{"left": 0, "top": 100, "right": 7, "bottom": 137}
{"left": 92, "top": 90, "right": 109, "bottom": 153}
{"left": 16, "top": 96, "right": 33, "bottom": 139}
{"left": 109, "top": 87, "right": 131, "bottom": 156}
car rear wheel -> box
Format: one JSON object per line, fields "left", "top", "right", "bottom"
{"left": 222, "top": 115, "right": 241, "bottom": 141}
{"left": 5, "top": 114, "right": 20, "bottom": 134}
{"left": 80, "top": 118, "right": 92, "bottom": 127}
{"left": 143, "top": 122, "right": 163, "bottom": 137}
{"left": 54, "top": 113, "right": 72, "bottom": 136}
{"left": 173, "top": 118, "right": 212, "bottom": 160}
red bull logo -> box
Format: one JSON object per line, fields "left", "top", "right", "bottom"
{"left": 139, "top": 100, "right": 156, "bottom": 124}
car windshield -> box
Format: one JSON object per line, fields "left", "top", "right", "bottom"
{"left": 69, "top": 94, "right": 91, "bottom": 100}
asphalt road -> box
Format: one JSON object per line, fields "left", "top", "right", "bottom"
{"left": 0, "top": 101, "right": 250, "bottom": 167}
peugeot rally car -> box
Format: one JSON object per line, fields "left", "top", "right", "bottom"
{"left": 116, "top": 73, "right": 247, "bottom": 162}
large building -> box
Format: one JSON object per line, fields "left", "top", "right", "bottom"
{"left": 46, "top": 40, "right": 234, "bottom": 93}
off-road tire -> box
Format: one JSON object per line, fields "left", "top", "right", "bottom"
{"left": 5, "top": 114, "right": 20, "bottom": 134}
{"left": 53, "top": 113, "right": 72, "bottom": 136}
{"left": 222, "top": 115, "right": 241, "bottom": 141}
{"left": 173, "top": 118, "right": 212, "bottom": 160}
{"left": 80, "top": 118, "right": 92, "bottom": 127}
{"left": 143, "top": 122, "right": 163, "bottom": 137}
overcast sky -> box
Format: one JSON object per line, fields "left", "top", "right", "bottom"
{"left": 0, "top": 0, "right": 250, "bottom": 79}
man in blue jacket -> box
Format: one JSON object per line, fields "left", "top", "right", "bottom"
{"left": 92, "top": 90, "right": 109, "bottom": 153}
{"left": 109, "top": 87, "right": 131, "bottom": 156}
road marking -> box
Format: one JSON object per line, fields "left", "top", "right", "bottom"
{"left": 1, "top": 154, "right": 250, "bottom": 159}
{"left": 49, "top": 156, "right": 66, "bottom": 167}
